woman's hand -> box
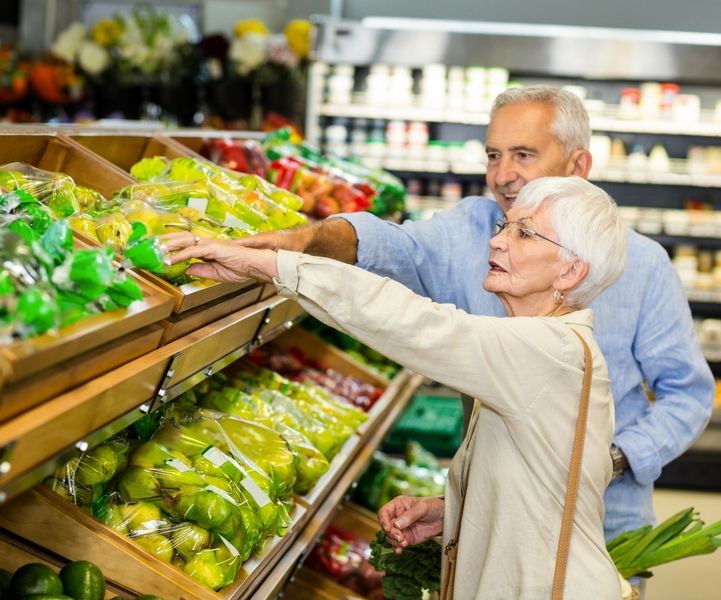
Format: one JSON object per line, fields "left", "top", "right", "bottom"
{"left": 377, "top": 495, "right": 445, "bottom": 554}
{"left": 161, "top": 232, "right": 278, "bottom": 283}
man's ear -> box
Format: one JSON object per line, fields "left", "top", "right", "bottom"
{"left": 556, "top": 258, "right": 589, "bottom": 293}
{"left": 566, "top": 149, "right": 593, "bottom": 178}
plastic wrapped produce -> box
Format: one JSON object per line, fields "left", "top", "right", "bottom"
{"left": 262, "top": 127, "right": 406, "bottom": 216}
{"left": 353, "top": 447, "right": 447, "bottom": 512}
{"left": 0, "top": 163, "right": 105, "bottom": 217}
{"left": 195, "top": 382, "right": 331, "bottom": 492}
{"left": 0, "top": 192, "right": 146, "bottom": 341}
{"left": 128, "top": 155, "right": 307, "bottom": 229}
{"left": 202, "top": 138, "right": 268, "bottom": 177}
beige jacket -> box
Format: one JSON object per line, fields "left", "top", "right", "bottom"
{"left": 275, "top": 251, "right": 622, "bottom": 599}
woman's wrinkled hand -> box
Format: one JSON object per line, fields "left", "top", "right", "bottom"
{"left": 377, "top": 495, "right": 445, "bottom": 554}
{"left": 160, "top": 231, "right": 278, "bottom": 283}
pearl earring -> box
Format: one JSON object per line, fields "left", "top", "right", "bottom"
{"left": 553, "top": 289, "right": 564, "bottom": 304}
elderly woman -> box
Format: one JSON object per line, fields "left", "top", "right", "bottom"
{"left": 163, "top": 176, "right": 627, "bottom": 599}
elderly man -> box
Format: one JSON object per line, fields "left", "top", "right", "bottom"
{"left": 238, "top": 86, "right": 714, "bottom": 545}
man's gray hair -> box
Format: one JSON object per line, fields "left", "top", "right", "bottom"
{"left": 513, "top": 176, "right": 627, "bottom": 309}
{"left": 490, "top": 86, "right": 591, "bottom": 156}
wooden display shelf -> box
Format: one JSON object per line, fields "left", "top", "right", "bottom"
{"left": 271, "top": 326, "right": 390, "bottom": 388}
{"left": 1, "top": 270, "right": 172, "bottom": 386}
{"left": 0, "top": 370, "right": 420, "bottom": 599}
{"left": 0, "top": 324, "right": 164, "bottom": 424}
{"left": 0, "top": 320, "right": 421, "bottom": 599}
{"left": 0, "top": 297, "right": 302, "bottom": 502}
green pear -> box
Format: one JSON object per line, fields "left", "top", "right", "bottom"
{"left": 129, "top": 441, "right": 172, "bottom": 469}
{"left": 183, "top": 549, "right": 228, "bottom": 590}
{"left": 67, "top": 214, "right": 98, "bottom": 241}
{"left": 118, "top": 501, "right": 164, "bottom": 534}
{"left": 124, "top": 207, "right": 162, "bottom": 236}
{"left": 75, "top": 445, "right": 121, "bottom": 486}
{"left": 95, "top": 213, "right": 132, "bottom": 253}
{"left": 133, "top": 533, "right": 174, "bottom": 563}
{"left": 153, "top": 424, "right": 209, "bottom": 457}
{"left": 175, "top": 490, "right": 232, "bottom": 530}
{"left": 116, "top": 467, "right": 161, "bottom": 503}
{"left": 171, "top": 523, "right": 211, "bottom": 561}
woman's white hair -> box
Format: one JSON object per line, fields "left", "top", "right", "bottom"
{"left": 513, "top": 176, "right": 627, "bottom": 309}
{"left": 491, "top": 86, "right": 591, "bottom": 156}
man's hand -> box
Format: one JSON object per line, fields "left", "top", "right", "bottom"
{"left": 161, "top": 232, "right": 278, "bottom": 283}
{"left": 378, "top": 495, "right": 445, "bottom": 554}
{"left": 234, "top": 219, "right": 359, "bottom": 264}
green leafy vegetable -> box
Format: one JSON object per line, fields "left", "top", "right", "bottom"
{"left": 368, "top": 530, "right": 441, "bottom": 600}
{"left": 609, "top": 507, "right": 721, "bottom": 579}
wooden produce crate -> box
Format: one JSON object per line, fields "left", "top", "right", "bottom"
{"left": 0, "top": 267, "right": 173, "bottom": 422}
{"left": 0, "top": 132, "right": 133, "bottom": 198}
{"left": 67, "top": 131, "right": 260, "bottom": 317}
{"left": 0, "top": 483, "right": 308, "bottom": 599}
{"left": 270, "top": 326, "right": 389, "bottom": 388}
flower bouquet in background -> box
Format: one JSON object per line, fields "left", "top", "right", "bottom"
{"left": 50, "top": 3, "right": 201, "bottom": 123}
{"left": 229, "top": 18, "right": 314, "bottom": 131}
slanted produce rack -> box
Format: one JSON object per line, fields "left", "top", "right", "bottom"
{"left": 0, "top": 127, "right": 423, "bottom": 599}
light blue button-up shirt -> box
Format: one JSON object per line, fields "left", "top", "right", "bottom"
{"left": 342, "top": 197, "right": 714, "bottom": 540}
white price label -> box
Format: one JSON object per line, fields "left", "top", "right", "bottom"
{"left": 240, "top": 475, "right": 271, "bottom": 508}
{"left": 165, "top": 457, "right": 191, "bottom": 472}
{"left": 187, "top": 196, "right": 209, "bottom": 213}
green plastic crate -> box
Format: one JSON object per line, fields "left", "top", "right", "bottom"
{"left": 383, "top": 394, "right": 464, "bottom": 456}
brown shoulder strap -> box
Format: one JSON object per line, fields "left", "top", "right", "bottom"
{"left": 551, "top": 329, "right": 594, "bottom": 600}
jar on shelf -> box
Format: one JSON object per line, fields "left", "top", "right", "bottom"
{"left": 385, "top": 120, "right": 407, "bottom": 158}
{"left": 364, "top": 118, "right": 387, "bottom": 160}
{"left": 350, "top": 118, "right": 368, "bottom": 158}
{"left": 441, "top": 178, "right": 463, "bottom": 201}
{"left": 660, "top": 82, "right": 680, "bottom": 119}
{"left": 640, "top": 82, "right": 662, "bottom": 119}
{"left": 324, "top": 118, "right": 350, "bottom": 158}
{"left": 420, "top": 64, "right": 447, "bottom": 109}
{"left": 388, "top": 66, "right": 414, "bottom": 106}
{"left": 672, "top": 94, "right": 701, "bottom": 123}
{"left": 619, "top": 87, "right": 640, "bottom": 119}
{"left": 406, "top": 121, "right": 429, "bottom": 158}
{"left": 366, "top": 64, "right": 390, "bottom": 105}
{"left": 327, "top": 64, "right": 355, "bottom": 105}
{"left": 426, "top": 140, "right": 448, "bottom": 163}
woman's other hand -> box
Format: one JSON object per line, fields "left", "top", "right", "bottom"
{"left": 377, "top": 495, "right": 445, "bottom": 554}
{"left": 161, "top": 232, "right": 278, "bottom": 283}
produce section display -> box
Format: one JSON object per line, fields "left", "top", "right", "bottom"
{"left": 40, "top": 356, "right": 368, "bottom": 592}
{"left": 200, "top": 127, "right": 406, "bottom": 219}
{"left": 0, "top": 130, "right": 423, "bottom": 600}
{"left": 0, "top": 154, "right": 308, "bottom": 286}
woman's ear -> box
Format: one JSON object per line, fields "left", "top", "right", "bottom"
{"left": 556, "top": 258, "right": 589, "bottom": 293}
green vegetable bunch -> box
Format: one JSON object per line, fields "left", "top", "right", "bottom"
{"left": 368, "top": 530, "right": 441, "bottom": 600}
{"left": 608, "top": 507, "right": 721, "bottom": 579}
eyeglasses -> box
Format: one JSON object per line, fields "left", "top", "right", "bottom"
{"left": 493, "top": 219, "right": 574, "bottom": 253}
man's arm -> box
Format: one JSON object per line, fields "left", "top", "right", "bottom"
{"left": 237, "top": 198, "right": 503, "bottom": 309}
{"left": 234, "top": 218, "right": 359, "bottom": 264}
{"left": 614, "top": 249, "right": 714, "bottom": 486}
